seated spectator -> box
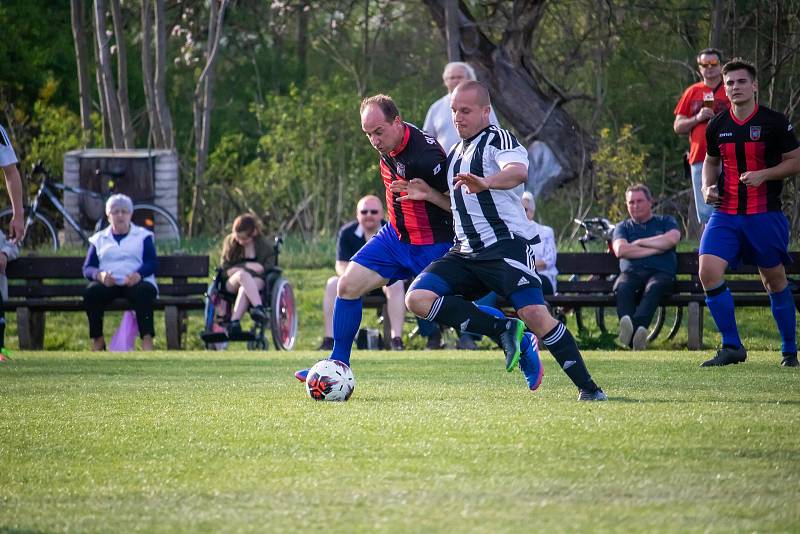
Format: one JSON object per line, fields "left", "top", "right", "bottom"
{"left": 319, "top": 195, "right": 406, "bottom": 351}
{"left": 83, "top": 194, "right": 158, "bottom": 351}
{"left": 521, "top": 191, "right": 558, "bottom": 295}
{"left": 220, "top": 214, "right": 276, "bottom": 336}
{"left": 0, "top": 230, "right": 19, "bottom": 357}
{"left": 612, "top": 184, "right": 681, "bottom": 350}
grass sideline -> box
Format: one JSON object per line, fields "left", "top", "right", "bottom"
{"left": 2, "top": 349, "right": 799, "bottom": 532}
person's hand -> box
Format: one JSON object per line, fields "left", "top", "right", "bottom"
{"left": 98, "top": 271, "right": 117, "bottom": 287}
{"left": 702, "top": 184, "right": 721, "bottom": 206}
{"left": 696, "top": 107, "right": 715, "bottom": 123}
{"left": 0, "top": 252, "right": 7, "bottom": 274}
{"left": 453, "top": 172, "right": 489, "bottom": 194}
{"left": 391, "top": 178, "right": 433, "bottom": 201}
{"left": 9, "top": 211, "right": 24, "bottom": 244}
{"left": 123, "top": 272, "right": 142, "bottom": 286}
{"left": 739, "top": 170, "right": 768, "bottom": 188}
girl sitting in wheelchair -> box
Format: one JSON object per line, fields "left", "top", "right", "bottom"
{"left": 219, "top": 214, "right": 276, "bottom": 335}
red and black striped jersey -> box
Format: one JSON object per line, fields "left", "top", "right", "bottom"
{"left": 706, "top": 104, "right": 799, "bottom": 214}
{"left": 380, "top": 123, "right": 454, "bottom": 245}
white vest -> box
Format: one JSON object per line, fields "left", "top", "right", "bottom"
{"left": 88, "top": 223, "right": 157, "bottom": 290}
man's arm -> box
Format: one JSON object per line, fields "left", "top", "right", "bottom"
{"left": 454, "top": 162, "right": 527, "bottom": 193}
{"left": 390, "top": 178, "right": 451, "bottom": 212}
{"left": 739, "top": 147, "right": 800, "bottom": 187}
{"left": 674, "top": 108, "right": 714, "bottom": 135}
{"left": 632, "top": 229, "right": 681, "bottom": 251}
{"left": 2, "top": 164, "right": 24, "bottom": 242}
{"left": 701, "top": 154, "right": 722, "bottom": 206}
{"left": 612, "top": 239, "right": 660, "bottom": 259}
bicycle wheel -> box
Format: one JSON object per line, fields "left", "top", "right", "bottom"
{"left": 131, "top": 203, "right": 181, "bottom": 250}
{"left": 0, "top": 208, "right": 59, "bottom": 251}
{"left": 270, "top": 277, "right": 297, "bottom": 350}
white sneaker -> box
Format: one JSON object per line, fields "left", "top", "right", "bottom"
{"left": 618, "top": 315, "right": 634, "bottom": 347}
{"left": 632, "top": 326, "right": 648, "bottom": 351}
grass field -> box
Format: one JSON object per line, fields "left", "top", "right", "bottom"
{"left": 2, "top": 349, "right": 799, "bottom": 532}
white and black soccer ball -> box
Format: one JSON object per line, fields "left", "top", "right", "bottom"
{"left": 305, "top": 359, "right": 356, "bottom": 402}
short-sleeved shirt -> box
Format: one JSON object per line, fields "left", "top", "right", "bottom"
{"left": 673, "top": 81, "right": 730, "bottom": 164}
{"left": 706, "top": 104, "right": 800, "bottom": 215}
{"left": 0, "top": 124, "right": 18, "bottom": 167}
{"left": 613, "top": 215, "right": 679, "bottom": 275}
{"left": 336, "top": 219, "right": 386, "bottom": 261}
{"left": 380, "top": 123, "right": 454, "bottom": 245}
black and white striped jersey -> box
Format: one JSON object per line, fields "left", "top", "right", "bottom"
{"left": 446, "top": 125, "right": 534, "bottom": 254}
{"left": 0, "top": 124, "right": 17, "bottom": 167}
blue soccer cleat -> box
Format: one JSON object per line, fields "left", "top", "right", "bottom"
{"left": 294, "top": 368, "right": 309, "bottom": 382}
{"left": 518, "top": 332, "right": 543, "bottom": 391}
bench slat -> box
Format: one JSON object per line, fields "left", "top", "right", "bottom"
{"left": 6, "top": 255, "right": 209, "bottom": 279}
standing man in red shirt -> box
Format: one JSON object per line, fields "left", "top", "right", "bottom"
{"left": 699, "top": 58, "right": 800, "bottom": 368}
{"left": 674, "top": 48, "right": 730, "bottom": 225}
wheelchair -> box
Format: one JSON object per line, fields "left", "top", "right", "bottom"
{"left": 200, "top": 237, "right": 298, "bottom": 351}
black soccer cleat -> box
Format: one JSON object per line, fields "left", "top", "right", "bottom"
{"left": 498, "top": 318, "right": 525, "bottom": 372}
{"left": 700, "top": 345, "right": 747, "bottom": 367}
{"left": 578, "top": 387, "right": 608, "bottom": 401}
{"left": 781, "top": 353, "right": 799, "bottom": 367}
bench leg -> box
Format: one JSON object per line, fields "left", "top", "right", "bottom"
{"left": 687, "top": 301, "right": 703, "bottom": 350}
{"left": 17, "top": 307, "right": 45, "bottom": 350}
{"left": 165, "top": 306, "right": 182, "bottom": 350}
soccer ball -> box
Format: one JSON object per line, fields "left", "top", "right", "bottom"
{"left": 305, "top": 359, "right": 356, "bottom": 402}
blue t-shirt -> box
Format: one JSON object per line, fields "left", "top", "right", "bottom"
{"left": 613, "top": 215, "right": 678, "bottom": 275}
{"left": 336, "top": 220, "right": 387, "bottom": 261}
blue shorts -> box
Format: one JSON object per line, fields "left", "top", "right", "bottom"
{"left": 699, "top": 211, "right": 791, "bottom": 269}
{"left": 351, "top": 224, "right": 452, "bottom": 284}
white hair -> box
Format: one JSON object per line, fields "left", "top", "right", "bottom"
{"left": 443, "top": 62, "right": 477, "bottom": 81}
{"left": 105, "top": 193, "right": 133, "bottom": 215}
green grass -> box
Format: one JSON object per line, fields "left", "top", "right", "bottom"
{"left": 1, "top": 349, "right": 799, "bottom": 532}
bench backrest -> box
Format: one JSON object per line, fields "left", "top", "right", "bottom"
{"left": 6, "top": 255, "right": 209, "bottom": 299}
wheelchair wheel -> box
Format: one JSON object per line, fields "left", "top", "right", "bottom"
{"left": 270, "top": 277, "right": 297, "bottom": 350}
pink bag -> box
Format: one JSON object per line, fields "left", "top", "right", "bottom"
{"left": 109, "top": 311, "right": 139, "bottom": 351}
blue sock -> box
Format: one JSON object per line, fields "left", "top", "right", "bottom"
{"left": 769, "top": 286, "right": 797, "bottom": 354}
{"left": 330, "top": 297, "right": 362, "bottom": 365}
{"left": 705, "top": 282, "right": 742, "bottom": 349}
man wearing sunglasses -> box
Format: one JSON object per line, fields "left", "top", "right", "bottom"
{"left": 674, "top": 47, "right": 730, "bottom": 225}
{"left": 317, "top": 195, "right": 408, "bottom": 352}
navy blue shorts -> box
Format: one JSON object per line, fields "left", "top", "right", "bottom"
{"left": 409, "top": 238, "right": 546, "bottom": 310}
{"left": 351, "top": 224, "right": 452, "bottom": 284}
{"left": 699, "top": 211, "right": 791, "bottom": 269}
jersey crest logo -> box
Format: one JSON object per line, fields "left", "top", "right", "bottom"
{"left": 396, "top": 162, "right": 405, "bottom": 178}
{"left": 750, "top": 126, "right": 762, "bottom": 141}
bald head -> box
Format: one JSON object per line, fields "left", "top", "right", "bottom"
{"left": 452, "top": 80, "right": 491, "bottom": 106}
{"left": 450, "top": 81, "right": 492, "bottom": 139}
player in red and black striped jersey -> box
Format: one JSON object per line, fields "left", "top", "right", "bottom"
{"left": 699, "top": 58, "right": 800, "bottom": 368}
{"left": 294, "top": 95, "right": 454, "bottom": 382}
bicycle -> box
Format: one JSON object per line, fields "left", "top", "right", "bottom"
{"left": 572, "top": 216, "right": 682, "bottom": 343}
{"left": 0, "top": 162, "right": 181, "bottom": 251}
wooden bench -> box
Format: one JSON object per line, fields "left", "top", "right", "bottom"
{"left": 542, "top": 251, "right": 800, "bottom": 349}
{"left": 5, "top": 255, "right": 209, "bottom": 350}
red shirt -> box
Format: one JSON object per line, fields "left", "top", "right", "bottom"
{"left": 674, "top": 81, "right": 730, "bottom": 164}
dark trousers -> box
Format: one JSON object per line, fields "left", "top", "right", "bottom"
{"left": 614, "top": 269, "right": 675, "bottom": 330}
{"left": 84, "top": 281, "right": 157, "bottom": 338}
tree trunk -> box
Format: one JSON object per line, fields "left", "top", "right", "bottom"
{"left": 424, "top": 0, "right": 594, "bottom": 193}
{"left": 93, "top": 0, "right": 125, "bottom": 148}
{"left": 296, "top": 1, "right": 309, "bottom": 84}
{"left": 109, "top": 0, "right": 135, "bottom": 147}
{"left": 444, "top": 0, "right": 460, "bottom": 62}
{"left": 188, "top": 0, "right": 228, "bottom": 237}
{"left": 154, "top": 0, "right": 174, "bottom": 149}
{"left": 70, "top": 0, "right": 93, "bottom": 142}
{"left": 93, "top": 34, "right": 111, "bottom": 147}
{"left": 710, "top": 0, "right": 725, "bottom": 49}
{"left": 141, "top": 0, "right": 164, "bottom": 148}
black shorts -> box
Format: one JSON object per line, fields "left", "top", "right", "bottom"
{"left": 414, "top": 238, "right": 545, "bottom": 306}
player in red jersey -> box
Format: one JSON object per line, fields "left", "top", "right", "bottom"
{"left": 699, "top": 58, "right": 800, "bottom": 367}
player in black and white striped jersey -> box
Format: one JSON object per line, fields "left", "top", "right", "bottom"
{"left": 405, "top": 81, "right": 607, "bottom": 401}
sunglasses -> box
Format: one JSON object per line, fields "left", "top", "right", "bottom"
{"left": 360, "top": 209, "right": 379, "bottom": 215}
{"left": 698, "top": 60, "right": 720, "bottom": 68}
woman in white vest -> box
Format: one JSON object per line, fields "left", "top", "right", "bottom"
{"left": 82, "top": 194, "right": 158, "bottom": 350}
{"left": 521, "top": 191, "right": 558, "bottom": 295}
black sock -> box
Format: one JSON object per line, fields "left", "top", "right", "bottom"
{"left": 541, "top": 322, "right": 598, "bottom": 391}
{"left": 425, "top": 296, "right": 509, "bottom": 337}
